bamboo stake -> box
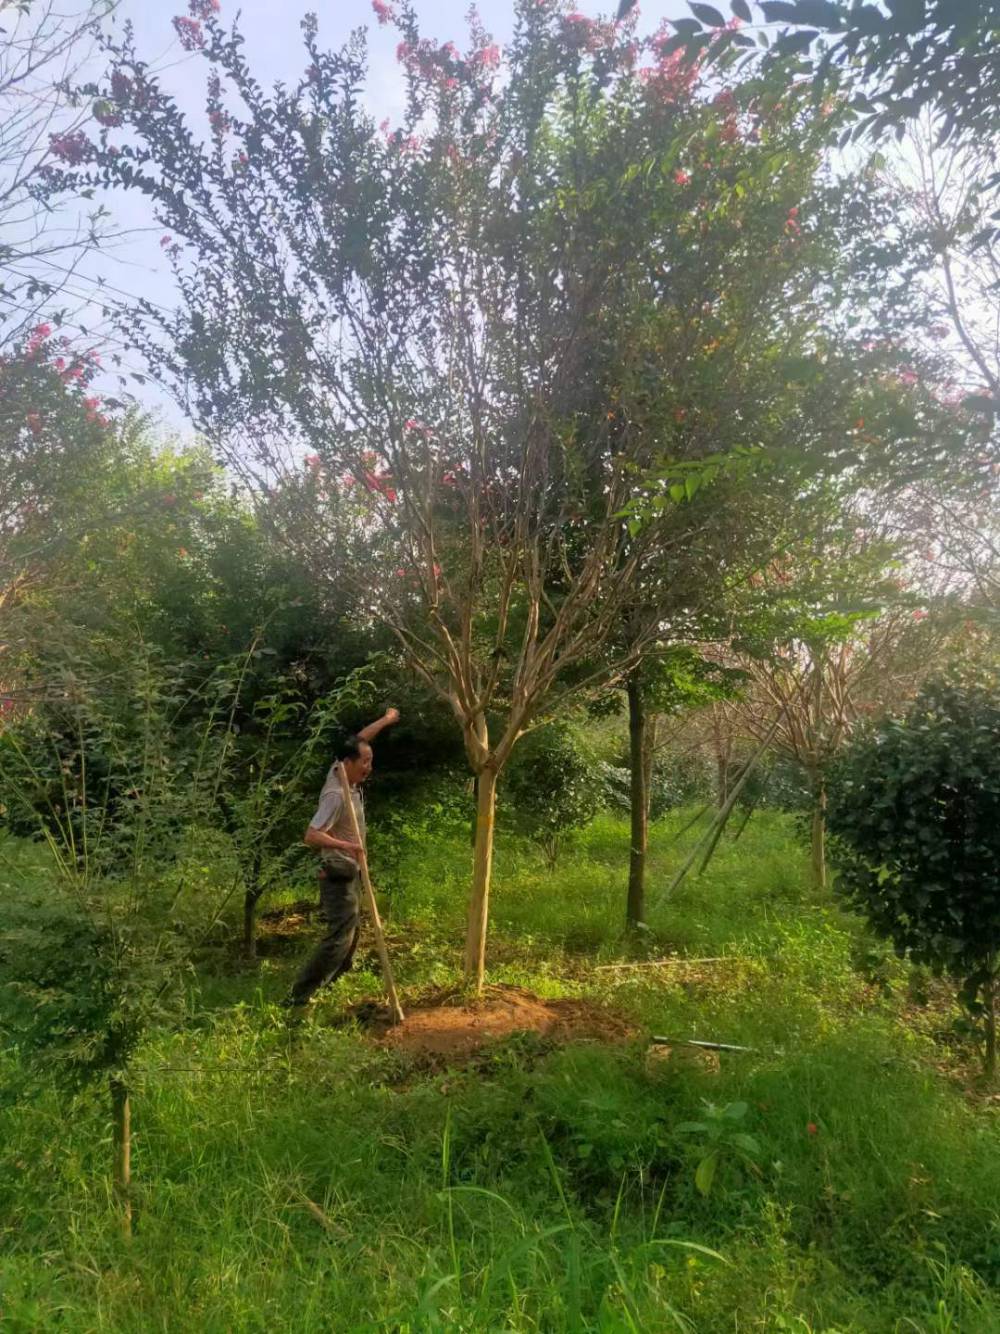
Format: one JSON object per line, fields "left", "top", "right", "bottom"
{"left": 338, "top": 763, "right": 404, "bottom": 1026}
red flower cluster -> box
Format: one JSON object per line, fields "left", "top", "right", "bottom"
{"left": 48, "top": 130, "right": 90, "bottom": 166}
{"left": 189, "top": 0, "right": 220, "bottom": 17}
{"left": 471, "top": 42, "right": 501, "bottom": 70}
{"left": 111, "top": 70, "right": 133, "bottom": 102}
{"left": 208, "top": 110, "right": 230, "bottom": 135}
{"left": 173, "top": 16, "right": 205, "bottom": 50}
{"left": 371, "top": 0, "right": 395, "bottom": 25}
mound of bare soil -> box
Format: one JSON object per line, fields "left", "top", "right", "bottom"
{"left": 345, "top": 985, "right": 637, "bottom": 1059}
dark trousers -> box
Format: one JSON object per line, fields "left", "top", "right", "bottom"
{"left": 288, "top": 868, "right": 361, "bottom": 1005}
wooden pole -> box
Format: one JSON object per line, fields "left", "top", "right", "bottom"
{"left": 338, "top": 763, "right": 404, "bottom": 1025}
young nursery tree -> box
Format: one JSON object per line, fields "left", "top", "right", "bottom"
{"left": 720, "top": 522, "right": 948, "bottom": 887}
{"left": 826, "top": 678, "right": 1000, "bottom": 1078}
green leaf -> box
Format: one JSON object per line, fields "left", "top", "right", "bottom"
{"left": 690, "top": 1, "right": 727, "bottom": 24}
{"left": 760, "top": 1, "right": 801, "bottom": 19}
{"left": 695, "top": 1152, "right": 718, "bottom": 1196}
{"left": 962, "top": 394, "right": 997, "bottom": 414}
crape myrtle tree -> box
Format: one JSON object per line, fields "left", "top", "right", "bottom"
{"left": 0, "top": 0, "right": 122, "bottom": 349}
{"left": 65, "top": 0, "right": 930, "bottom": 986}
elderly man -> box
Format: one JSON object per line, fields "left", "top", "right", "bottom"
{"left": 282, "top": 706, "right": 399, "bottom": 1008}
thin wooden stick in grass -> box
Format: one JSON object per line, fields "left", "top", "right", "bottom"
{"left": 595, "top": 957, "right": 725, "bottom": 971}
{"left": 338, "top": 763, "right": 404, "bottom": 1026}
{"left": 649, "top": 1037, "right": 756, "bottom": 1052}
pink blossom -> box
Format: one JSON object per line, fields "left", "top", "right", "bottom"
{"left": 305, "top": 454, "right": 321, "bottom": 472}
{"left": 32, "top": 323, "right": 52, "bottom": 340}
{"left": 160, "top": 234, "right": 173, "bottom": 247}
{"left": 189, "top": 0, "right": 220, "bottom": 16}
{"left": 912, "top": 608, "right": 928, "bottom": 621}
{"left": 673, "top": 168, "right": 690, "bottom": 186}
{"left": 172, "top": 16, "right": 205, "bottom": 51}
{"left": 473, "top": 42, "right": 501, "bottom": 69}
{"left": 396, "top": 40, "right": 413, "bottom": 62}
{"left": 371, "top": 0, "right": 395, "bottom": 23}
{"left": 898, "top": 368, "right": 918, "bottom": 386}
{"left": 209, "top": 110, "right": 229, "bottom": 134}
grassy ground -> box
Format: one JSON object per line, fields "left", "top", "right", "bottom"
{"left": 2, "top": 809, "right": 999, "bottom": 1332}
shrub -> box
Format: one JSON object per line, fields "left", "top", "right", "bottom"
{"left": 826, "top": 679, "right": 1000, "bottom": 1075}
{"left": 504, "top": 724, "right": 601, "bottom": 868}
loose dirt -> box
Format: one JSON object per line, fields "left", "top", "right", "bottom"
{"left": 347, "top": 985, "right": 637, "bottom": 1059}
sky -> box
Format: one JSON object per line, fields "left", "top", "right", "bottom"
{"left": 68, "top": 0, "right": 687, "bottom": 431}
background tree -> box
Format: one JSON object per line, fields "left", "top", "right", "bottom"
{"left": 0, "top": 643, "right": 246, "bottom": 1233}
{"left": 0, "top": 0, "right": 121, "bottom": 350}
{"left": 668, "top": 1, "right": 1000, "bottom": 188}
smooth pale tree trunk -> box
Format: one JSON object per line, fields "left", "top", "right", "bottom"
{"left": 626, "top": 676, "right": 648, "bottom": 928}
{"left": 811, "top": 783, "right": 827, "bottom": 890}
{"left": 464, "top": 766, "right": 498, "bottom": 993}
{"left": 110, "top": 1075, "right": 132, "bottom": 1237}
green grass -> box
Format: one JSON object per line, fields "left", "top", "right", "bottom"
{"left": 2, "top": 809, "right": 1000, "bottom": 1331}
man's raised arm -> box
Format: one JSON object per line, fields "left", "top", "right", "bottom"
{"left": 356, "top": 706, "right": 401, "bottom": 744}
